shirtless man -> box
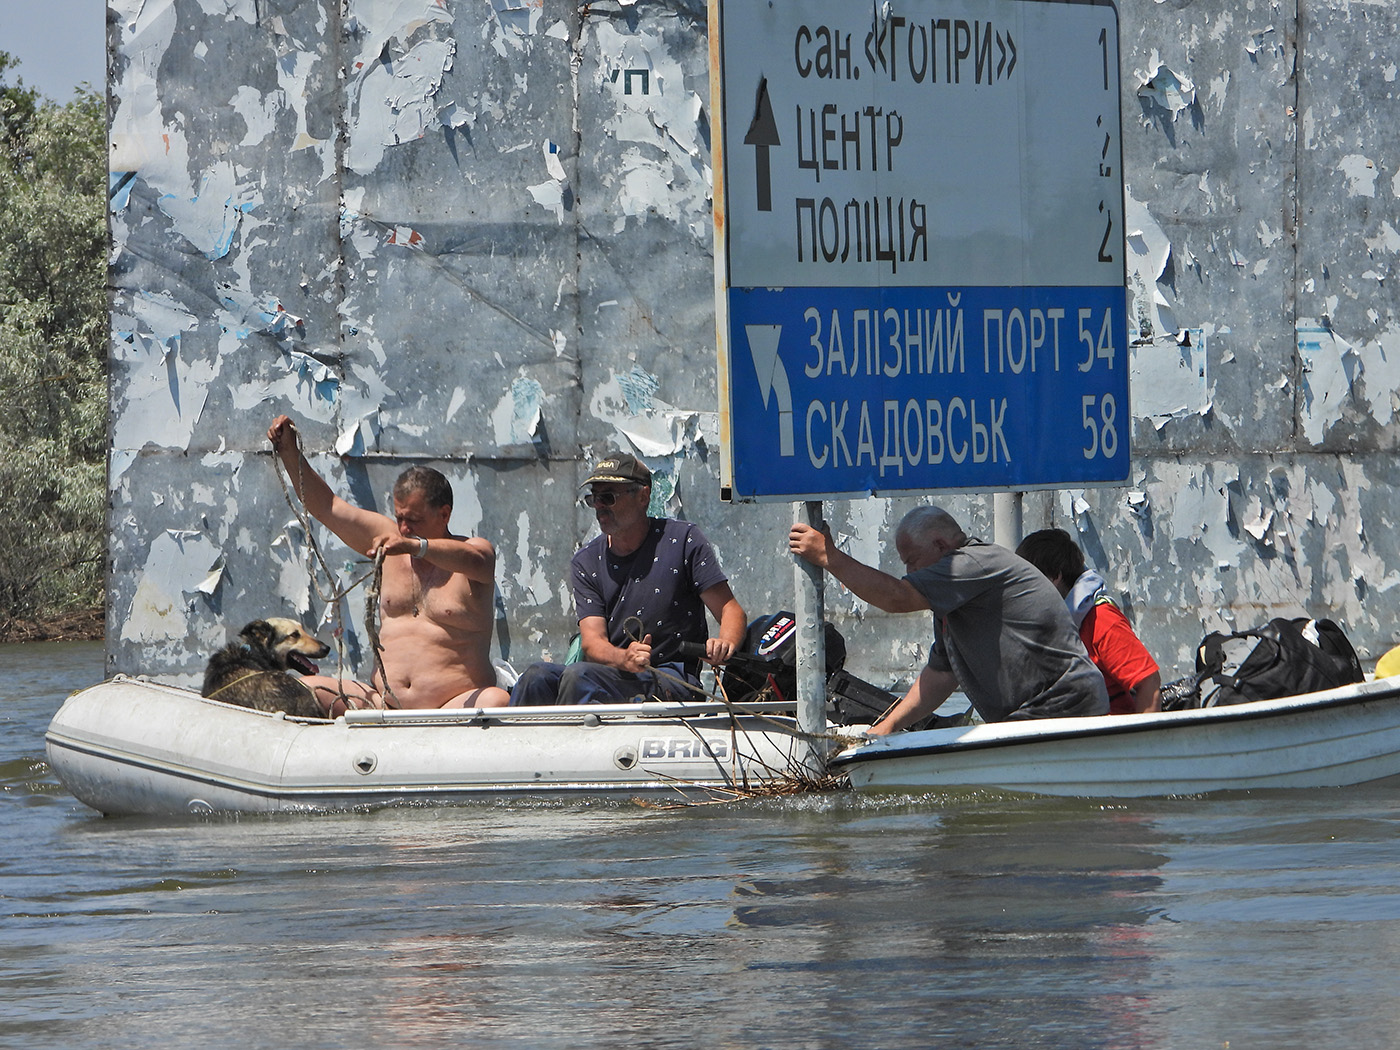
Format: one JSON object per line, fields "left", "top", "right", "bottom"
{"left": 267, "top": 415, "right": 509, "bottom": 713}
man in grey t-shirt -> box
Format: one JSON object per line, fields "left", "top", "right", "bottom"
{"left": 789, "top": 506, "right": 1108, "bottom": 733}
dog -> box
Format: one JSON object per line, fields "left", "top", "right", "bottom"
{"left": 201, "top": 618, "right": 331, "bottom": 719}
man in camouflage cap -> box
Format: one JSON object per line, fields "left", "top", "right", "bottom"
{"left": 511, "top": 450, "right": 746, "bottom": 705}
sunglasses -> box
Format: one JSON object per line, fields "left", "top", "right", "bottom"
{"left": 582, "top": 487, "right": 639, "bottom": 508}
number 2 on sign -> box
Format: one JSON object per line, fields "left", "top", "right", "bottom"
{"left": 1077, "top": 307, "right": 1116, "bottom": 372}
{"left": 1081, "top": 394, "right": 1118, "bottom": 459}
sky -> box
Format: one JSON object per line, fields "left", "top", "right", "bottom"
{"left": 0, "top": 0, "right": 106, "bottom": 102}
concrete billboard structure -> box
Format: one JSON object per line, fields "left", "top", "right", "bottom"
{"left": 106, "top": 0, "right": 1400, "bottom": 691}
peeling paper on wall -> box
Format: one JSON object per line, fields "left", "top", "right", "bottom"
{"left": 1297, "top": 319, "right": 1400, "bottom": 438}
{"left": 110, "top": 449, "right": 139, "bottom": 487}
{"left": 229, "top": 358, "right": 341, "bottom": 415}
{"left": 110, "top": 0, "right": 178, "bottom": 175}
{"left": 194, "top": 0, "right": 258, "bottom": 22}
{"left": 1123, "top": 190, "right": 1213, "bottom": 424}
{"left": 109, "top": 171, "right": 136, "bottom": 212}
{"left": 1338, "top": 155, "right": 1378, "bottom": 198}
{"left": 1124, "top": 188, "right": 1176, "bottom": 343}
{"left": 1245, "top": 25, "right": 1276, "bottom": 57}
{"left": 230, "top": 83, "right": 281, "bottom": 147}
{"left": 119, "top": 530, "right": 227, "bottom": 660}
{"left": 111, "top": 296, "right": 216, "bottom": 451}
{"left": 196, "top": 559, "right": 225, "bottom": 596}
{"left": 1131, "top": 328, "right": 1211, "bottom": 424}
{"left": 269, "top": 526, "right": 318, "bottom": 618}
{"left": 1242, "top": 496, "right": 1274, "bottom": 545}
{"left": 621, "top": 413, "right": 703, "bottom": 459}
{"left": 342, "top": 367, "right": 397, "bottom": 427}
{"left": 825, "top": 504, "right": 893, "bottom": 619}
{"left": 1297, "top": 322, "right": 1359, "bottom": 444}
{"left": 844, "top": 499, "right": 892, "bottom": 572}
{"left": 589, "top": 367, "right": 706, "bottom": 459}
{"left": 346, "top": 0, "right": 456, "bottom": 173}
{"left": 228, "top": 318, "right": 343, "bottom": 412}
{"left": 1137, "top": 52, "right": 1196, "bottom": 116}
{"left": 278, "top": 49, "right": 332, "bottom": 171}
{"left": 593, "top": 22, "right": 711, "bottom": 232}
{"left": 527, "top": 140, "right": 571, "bottom": 222}
{"left": 336, "top": 416, "right": 380, "bottom": 457}
{"left": 339, "top": 186, "right": 384, "bottom": 262}
{"left": 387, "top": 225, "right": 425, "bottom": 248}
{"left": 151, "top": 135, "right": 264, "bottom": 257}
{"left": 485, "top": 0, "right": 545, "bottom": 55}
{"left": 1148, "top": 464, "right": 1247, "bottom": 580}
{"left": 647, "top": 468, "right": 686, "bottom": 519}
{"left": 439, "top": 466, "right": 486, "bottom": 540}
{"left": 490, "top": 376, "right": 545, "bottom": 448}
{"left": 506, "top": 508, "right": 557, "bottom": 611}
{"left": 217, "top": 286, "right": 307, "bottom": 347}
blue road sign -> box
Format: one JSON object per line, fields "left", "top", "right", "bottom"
{"left": 711, "top": 0, "right": 1128, "bottom": 501}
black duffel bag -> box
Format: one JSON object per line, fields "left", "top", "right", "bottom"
{"left": 1165, "top": 617, "right": 1364, "bottom": 710}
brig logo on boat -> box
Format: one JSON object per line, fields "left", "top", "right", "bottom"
{"left": 639, "top": 738, "right": 731, "bottom": 761}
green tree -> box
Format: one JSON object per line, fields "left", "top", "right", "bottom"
{"left": 0, "top": 53, "right": 107, "bottom": 637}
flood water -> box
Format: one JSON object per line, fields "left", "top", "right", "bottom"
{"left": 4, "top": 640, "right": 1400, "bottom": 1049}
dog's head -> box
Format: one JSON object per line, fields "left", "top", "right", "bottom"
{"left": 238, "top": 618, "right": 332, "bottom": 675}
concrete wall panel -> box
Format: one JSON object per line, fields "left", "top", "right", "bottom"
{"left": 106, "top": 0, "right": 1400, "bottom": 694}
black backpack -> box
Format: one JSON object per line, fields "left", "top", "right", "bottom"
{"left": 1164, "top": 617, "right": 1364, "bottom": 710}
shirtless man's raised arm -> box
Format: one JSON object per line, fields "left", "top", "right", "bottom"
{"left": 266, "top": 415, "right": 509, "bottom": 712}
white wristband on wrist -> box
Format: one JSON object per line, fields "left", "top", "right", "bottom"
{"left": 414, "top": 537, "right": 428, "bottom": 559}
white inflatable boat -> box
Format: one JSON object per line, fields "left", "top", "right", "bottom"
{"left": 45, "top": 676, "right": 838, "bottom": 816}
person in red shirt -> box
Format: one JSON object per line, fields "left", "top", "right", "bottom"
{"left": 1016, "top": 529, "right": 1162, "bottom": 715}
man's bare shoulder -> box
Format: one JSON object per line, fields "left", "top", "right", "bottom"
{"left": 457, "top": 535, "right": 495, "bottom": 557}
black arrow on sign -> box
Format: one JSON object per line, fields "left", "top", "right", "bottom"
{"left": 744, "top": 77, "right": 780, "bottom": 212}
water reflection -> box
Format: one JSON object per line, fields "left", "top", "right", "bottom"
{"left": 717, "top": 798, "right": 1171, "bottom": 1050}
{"left": 7, "top": 645, "right": 1400, "bottom": 1049}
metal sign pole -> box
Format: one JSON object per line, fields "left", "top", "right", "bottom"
{"left": 994, "top": 491, "right": 1024, "bottom": 551}
{"left": 794, "top": 499, "right": 826, "bottom": 776}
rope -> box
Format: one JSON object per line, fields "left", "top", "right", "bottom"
{"left": 617, "top": 613, "right": 855, "bottom": 743}
{"left": 640, "top": 654, "right": 862, "bottom": 749}
{"left": 365, "top": 548, "right": 402, "bottom": 709}
{"left": 270, "top": 428, "right": 380, "bottom": 712}
{"left": 204, "top": 668, "right": 274, "bottom": 699}
{"left": 271, "top": 435, "right": 376, "bottom": 606}
{"left": 204, "top": 668, "right": 321, "bottom": 705}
